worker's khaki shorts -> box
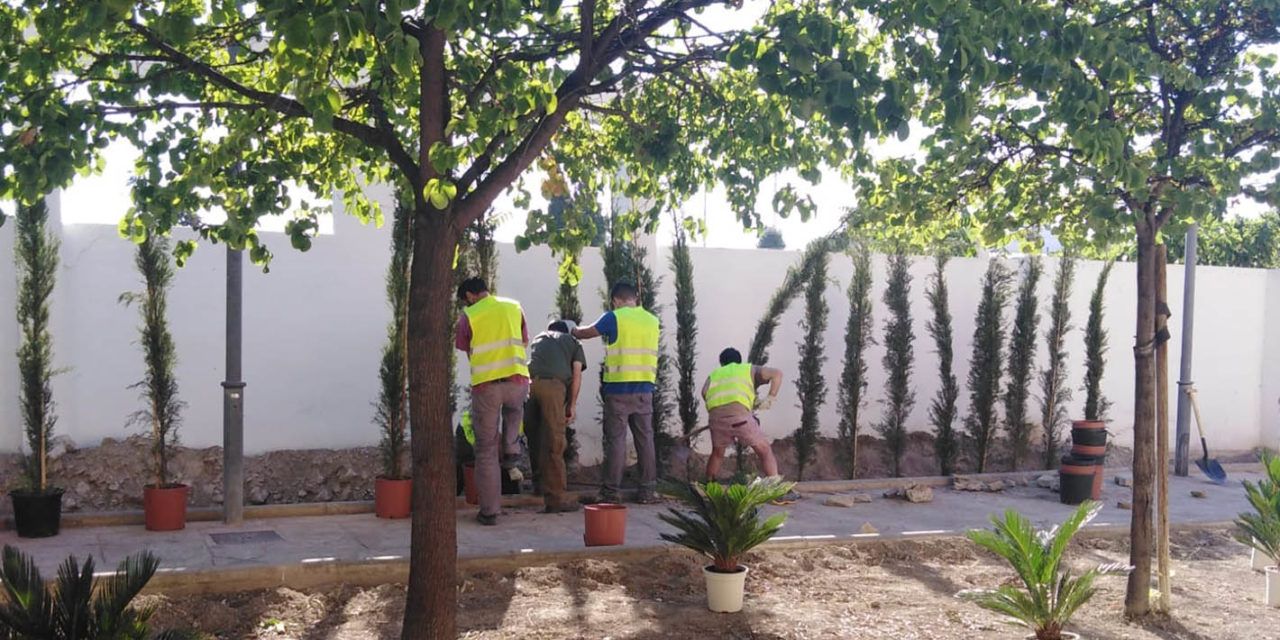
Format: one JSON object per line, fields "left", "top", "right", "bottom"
{"left": 708, "top": 405, "right": 770, "bottom": 450}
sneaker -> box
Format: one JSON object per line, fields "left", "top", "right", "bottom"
{"left": 635, "top": 491, "right": 662, "bottom": 505}
{"left": 476, "top": 512, "right": 498, "bottom": 526}
{"left": 542, "top": 502, "right": 582, "bottom": 514}
{"left": 770, "top": 490, "right": 801, "bottom": 506}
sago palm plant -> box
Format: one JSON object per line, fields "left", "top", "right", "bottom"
{"left": 1234, "top": 450, "right": 1280, "bottom": 564}
{"left": 659, "top": 477, "right": 793, "bottom": 572}
{"left": 0, "top": 545, "right": 195, "bottom": 639}
{"left": 961, "top": 501, "right": 1130, "bottom": 640}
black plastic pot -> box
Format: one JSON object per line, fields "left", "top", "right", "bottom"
{"left": 9, "top": 488, "right": 64, "bottom": 538}
{"left": 1059, "top": 455, "right": 1097, "bottom": 506}
{"left": 1071, "top": 427, "right": 1108, "bottom": 447}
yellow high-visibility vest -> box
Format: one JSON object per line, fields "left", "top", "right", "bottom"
{"left": 705, "top": 363, "right": 756, "bottom": 411}
{"left": 462, "top": 295, "right": 529, "bottom": 386}
{"left": 603, "top": 306, "right": 659, "bottom": 384}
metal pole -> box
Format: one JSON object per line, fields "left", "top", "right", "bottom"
{"left": 1174, "top": 224, "right": 1198, "bottom": 476}
{"left": 222, "top": 245, "right": 245, "bottom": 524}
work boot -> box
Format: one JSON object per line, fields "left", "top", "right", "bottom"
{"left": 634, "top": 490, "right": 662, "bottom": 505}
{"left": 542, "top": 502, "right": 581, "bottom": 514}
{"left": 476, "top": 512, "right": 498, "bottom": 526}
{"left": 581, "top": 490, "right": 620, "bottom": 505}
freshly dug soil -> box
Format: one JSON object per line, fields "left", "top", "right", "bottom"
{"left": 143, "top": 529, "right": 1278, "bottom": 639}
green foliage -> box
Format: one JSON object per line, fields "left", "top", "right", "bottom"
{"left": 1039, "top": 258, "right": 1076, "bottom": 469}
{"left": 671, "top": 228, "right": 700, "bottom": 446}
{"left": 925, "top": 255, "right": 960, "bottom": 476}
{"left": 554, "top": 250, "right": 583, "bottom": 465}
{"left": 877, "top": 252, "right": 915, "bottom": 478}
{"left": 836, "top": 246, "right": 875, "bottom": 479}
{"left": 1234, "top": 451, "right": 1280, "bottom": 564}
{"left": 966, "top": 261, "right": 1012, "bottom": 473}
{"left": 961, "top": 502, "right": 1129, "bottom": 640}
{"left": 0, "top": 546, "right": 196, "bottom": 640}
{"left": 14, "top": 200, "right": 59, "bottom": 493}
{"left": 658, "top": 477, "right": 794, "bottom": 572}
{"left": 374, "top": 204, "right": 412, "bottom": 480}
{"left": 1083, "top": 263, "right": 1114, "bottom": 422}
{"left": 1103, "top": 212, "right": 1280, "bottom": 270}
{"left": 793, "top": 252, "right": 829, "bottom": 481}
{"left": 120, "top": 235, "right": 185, "bottom": 488}
{"left": 757, "top": 227, "right": 786, "bottom": 249}
{"left": 1004, "top": 258, "right": 1043, "bottom": 470}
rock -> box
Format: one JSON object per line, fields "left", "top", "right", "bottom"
{"left": 953, "top": 477, "right": 986, "bottom": 492}
{"left": 852, "top": 492, "right": 873, "bottom": 504}
{"left": 1190, "top": 490, "right": 1207, "bottom": 499}
{"left": 824, "top": 495, "right": 859, "bottom": 508}
{"left": 1115, "top": 476, "right": 1132, "bottom": 487}
{"left": 47, "top": 435, "right": 76, "bottom": 460}
{"left": 1036, "top": 474, "right": 1057, "bottom": 489}
{"left": 247, "top": 485, "right": 269, "bottom": 505}
{"left": 1118, "top": 501, "right": 1133, "bottom": 510}
{"left": 905, "top": 485, "right": 934, "bottom": 503}
{"left": 73, "top": 480, "right": 91, "bottom": 497}
{"left": 985, "top": 480, "right": 1006, "bottom": 492}
{"left": 860, "top": 522, "right": 878, "bottom": 534}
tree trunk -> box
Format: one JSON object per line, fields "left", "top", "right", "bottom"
{"left": 402, "top": 210, "right": 461, "bottom": 640}
{"left": 1126, "top": 227, "right": 1157, "bottom": 617}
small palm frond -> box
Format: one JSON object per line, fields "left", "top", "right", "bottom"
{"left": 658, "top": 477, "right": 794, "bottom": 569}
{"left": 1234, "top": 450, "right": 1280, "bottom": 561}
{"left": 94, "top": 551, "right": 160, "bottom": 635}
{"left": 0, "top": 545, "right": 53, "bottom": 635}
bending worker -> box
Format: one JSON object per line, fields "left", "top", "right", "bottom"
{"left": 455, "top": 277, "right": 529, "bottom": 526}
{"left": 702, "top": 347, "right": 783, "bottom": 480}
{"left": 572, "top": 282, "right": 662, "bottom": 504}
{"left": 524, "top": 320, "right": 585, "bottom": 513}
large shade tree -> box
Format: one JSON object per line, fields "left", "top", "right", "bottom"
{"left": 841, "top": 0, "right": 1280, "bottom": 617}
{"left": 0, "top": 2, "right": 926, "bottom": 637}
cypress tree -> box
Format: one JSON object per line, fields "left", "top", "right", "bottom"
{"left": 877, "top": 252, "right": 915, "bottom": 477}
{"left": 14, "top": 199, "right": 59, "bottom": 493}
{"left": 965, "top": 261, "right": 1012, "bottom": 473}
{"left": 793, "top": 252, "right": 830, "bottom": 481}
{"left": 671, "top": 228, "right": 700, "bottom": 462}
{"left": 1039, "top": 257, "right": 1076, "bottom": 468}
{"left": 836, "top": 247, "right": 874, "bottom": 479}
{"left": 1083, "top": 262, "right": 1114, "bottom": 421}
{"left": 372, "top": 205, "right": 412, "bottom": 480}
{"left": 1004, "top": 257, "right": 1042, "bottom": 469}
{"left": 925, "top": 255, "right": 960, "bottom": 476}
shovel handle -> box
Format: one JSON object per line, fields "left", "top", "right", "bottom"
{"left": 1186, "top": 386, "right": 1208, "bottom": 439}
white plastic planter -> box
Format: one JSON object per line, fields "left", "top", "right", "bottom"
{"left": 1267, "top": 566, "right": 1280, "bottom": 608}
{"left": 1024, "top": 634, "right": 1078, "bottom": 640}
{"left": 1252, "top": 545, "right": 1272, "bottom": 572}
{"left": 704, "top": 565, "right": 749, "bottom": 613}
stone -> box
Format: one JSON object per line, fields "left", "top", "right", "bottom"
{"left": 1036, "top": 474, "right": 1057, "bottom": 489}
{"left": 953, "top": 477, "right": 985, "bottom": 492}
{"left": 905, "top": 485, "right": 934, "bottom": 503}
{"left": 1190, "top": 490, "right": 1207, "bottom": 499}
{"left": 985, "top": 480, "right": 1007, "bottom": 492}
{"left": 852, "top": 492, "right": 873, "bottom": 504}
{"left": 247, "top": 485, "right": 269, "bottom": 505}
{"left": 1115, "top": 476, "right": 1132, "bottom": 487}
{"left": 47, "top": 435, "right": 76, "bottom": 460}
{"left": 73, "top": 480, "right": 91, "bottom": 496}
{"left": 1118, "top": 501, "right": 1133, "bottom": 510}
{"left": 824, "top": 495, "right": 860, "bottom": 508}
{"left": 860, "top": 522, "right": 878, "bottom": 534}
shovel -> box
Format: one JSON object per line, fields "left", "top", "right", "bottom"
{"left": 1186, "top": 387, "right": 1227, "bottom": 484}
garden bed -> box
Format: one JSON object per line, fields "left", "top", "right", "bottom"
{"left": 143, "top": 528, "right": 1274, "bottom": 639}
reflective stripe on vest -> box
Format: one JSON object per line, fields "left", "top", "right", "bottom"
{"left": 706, "top": 363, "right": 756, "bottom": 411}
{"left": 461, "top": 410, "right": 522, "bottom": 446}
{"left": 603, "top": 306, "right": 659, "bottom": 384}
{"left": 462, "top": 295, "right": 529, "bottom": 386}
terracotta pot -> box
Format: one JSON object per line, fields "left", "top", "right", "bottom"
{"left": 1070, "top": 427, "right": 1108, "bottom": 447}
{"left": 463, "top": 463, "right": 479, "bottom": 505}
{"left": 375, "top": 477, "right": 412, "bottom": 519}
{"left": 1091, "top": 462, "right": 1105, "bottom": 501}
{"left": 704, "top": 565, "right": 748, "bottom": 613}
{"left": 583, "top": 503, "right": 627, "bottom": 546}
{"left": 1059, "top": 455, "right": 1096, "bottom": 505}
{"left": 144, "top": 484, "right": 189, "bottom": 532}
{"left": 9, "top": 488, "right": 64, "bottom": 538}
{"left": 1071, "top": 419, "right": 1106, "bottom": 431}
{"left": 1070, "top": 443, "right": 1107, "bottom": 459}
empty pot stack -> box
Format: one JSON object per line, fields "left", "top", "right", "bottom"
{"left": 1060, "top": 420, "right": 1107, "bottom": 504}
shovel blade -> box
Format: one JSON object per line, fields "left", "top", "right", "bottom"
{"left": 1195, "top": 458, "right": 1228, "bottom": 485}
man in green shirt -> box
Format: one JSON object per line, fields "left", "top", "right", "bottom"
{"left": 525, "top": 320, "right": 586, "bottom": 512}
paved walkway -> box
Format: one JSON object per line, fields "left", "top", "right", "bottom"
{"left": 0, "top": 472, "right": 1255, "bottom": 592}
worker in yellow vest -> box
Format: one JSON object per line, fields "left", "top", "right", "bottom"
{"left": 702, "top": 347, "right": 783, "bottom": 481}
{"left": 572, "top": 282, "right": 661, "bottom": 504}
{"left": 455, "top": 277, "right": 529, "bottom": 526}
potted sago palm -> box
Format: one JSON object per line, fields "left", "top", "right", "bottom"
{"left": 659, "top": 476, "right": 793, "bottom": 613}
{"left": 121, "top": 235, "right": 188, "bottom": 531}
{"left": 1234, "top": 450, "right": 1280, "bottom": 606}
{"left": 960, "top": 501, "right": 1130, "bottom": 640}
{"left": 372, "top": 207, "right": 412, "bottom": 518}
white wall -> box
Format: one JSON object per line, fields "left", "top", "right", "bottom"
{"left": 2, "top": 193, "right": 1277, "bottom": 460}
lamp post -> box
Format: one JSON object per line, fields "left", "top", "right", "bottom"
{"left": 222, "top": 42, "right": 245, "bottom": 524}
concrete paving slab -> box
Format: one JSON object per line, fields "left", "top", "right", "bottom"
{"left": 0, "top": 472, "right": 1257, "bottom": 594}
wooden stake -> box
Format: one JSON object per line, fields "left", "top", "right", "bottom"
{"left": 1155, "top": 244, "right": 1172, "bottom": 612}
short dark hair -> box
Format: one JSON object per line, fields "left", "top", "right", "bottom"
{"left": 719, "top": 348, "right": 743, "bottom": 366}
{"left": 548, "top": 320, "right": 570, "bottom": 332}
{"left": 610, "top": 281, "right": 638, "bottom": 301}
{"left": 456, "top": 277, "right": 488, "bottom": 302}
